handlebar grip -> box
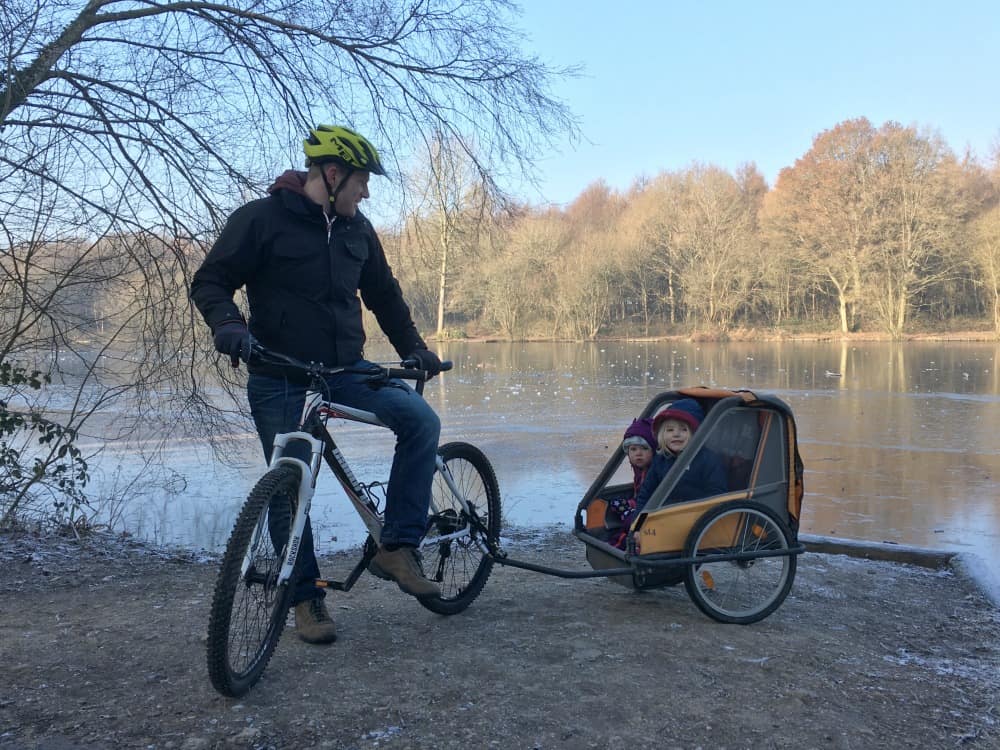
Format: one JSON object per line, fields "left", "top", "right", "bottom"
{"left": 397, "top": 360, "right": 454, "bottom": 374}
{"left": 386, "top": 367, "right": 424, "bottom": 381}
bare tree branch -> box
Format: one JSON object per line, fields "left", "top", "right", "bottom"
{"left": 1, "top": 0, "right": 577, "bottom": 520}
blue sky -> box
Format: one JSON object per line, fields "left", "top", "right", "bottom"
{"left": 513, "top": 1, "right": 1000, "bottom": 207}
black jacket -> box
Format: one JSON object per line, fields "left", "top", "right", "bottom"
{"left": 190, "top": 171, "right": 425, "bottom": 373}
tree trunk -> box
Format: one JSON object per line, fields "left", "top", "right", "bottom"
{"left": 895, "top": 284, "right": 908, "bottom": 340}
{"left": 436, "top": 226, "right": 449, "bottom": 338}
{"left": 668, "top": 270, "right": 675, "bottom": 325}
{"left": 993, "top": 288, "right": 1000, "bottom": 338}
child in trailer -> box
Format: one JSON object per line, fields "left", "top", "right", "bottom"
{"left": 635, "top": 398, "right": 727, "bottom": 511}
{"left": 605, "top": 418, "right": 656, "bottom": 549}
{"left": 610, "top": 399, "right": 727, "bottom": 549}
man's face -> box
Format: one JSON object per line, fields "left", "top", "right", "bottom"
{"left": 328, "top": 166, "right": 371, "bottom": 217}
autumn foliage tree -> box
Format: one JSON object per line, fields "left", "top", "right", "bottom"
{"left": 763, "top": 119, "right": 883, "bottom": 334}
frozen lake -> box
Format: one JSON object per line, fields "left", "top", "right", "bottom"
{"left": 82, "top": 340, "right": 1000, "bottom": 574}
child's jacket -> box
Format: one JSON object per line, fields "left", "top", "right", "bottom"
{"left": 634, "top": 448, "right": 728, "bottom": 513}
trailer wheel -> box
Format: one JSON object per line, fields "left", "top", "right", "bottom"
{"left": 683, "top": 501, "right": 796, "bottom": 624}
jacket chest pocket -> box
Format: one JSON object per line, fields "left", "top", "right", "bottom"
{"left": 268, "top": 241, "right": 328, "bottom": 297}
{"left": 332, "top": 236, "right": 368, "bottom": 294}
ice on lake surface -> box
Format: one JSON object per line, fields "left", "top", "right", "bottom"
{"left": 79, "top": 341, "right": 1000, "bottom": 576}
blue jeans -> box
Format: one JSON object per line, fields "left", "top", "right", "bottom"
{"left": 247, "top": 364, "right": 441, "bottom": 603}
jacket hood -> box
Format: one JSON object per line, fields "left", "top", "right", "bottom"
{"left": 267, "top": 169, "right": 309, "bottom": 196}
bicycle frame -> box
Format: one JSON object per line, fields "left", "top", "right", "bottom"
{"left": 255, "top": 384, "right": 484, "bottom": 593}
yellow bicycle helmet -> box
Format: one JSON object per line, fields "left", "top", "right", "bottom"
{"left": 303, "top": 125, "right": 386, "bottom": 176}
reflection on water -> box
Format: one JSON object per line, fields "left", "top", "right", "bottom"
{"left": 86, "top": 341, "right": 1000, "bottom": 574}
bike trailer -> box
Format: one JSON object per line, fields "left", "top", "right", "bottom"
{"left": 575, "top": 387, "right": 804, "bottom": 612}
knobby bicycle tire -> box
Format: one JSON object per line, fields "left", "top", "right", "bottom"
{"left": 418, "top": 441, "right": 502, "bottom": 616}
{"left": 683, "top": 500, "right": 797, "bottom": 625}
{"left": 206, "top": 464, "right": 301, "bottom": 696}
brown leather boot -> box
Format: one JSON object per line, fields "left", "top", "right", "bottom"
{"left": 370, "top": 546, "right": 441, "bottom": 599}
{"left": 294, "top": 598, "right": 337, "bottom": 644}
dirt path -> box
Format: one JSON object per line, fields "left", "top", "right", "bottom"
{"left": 1, "top": 530, "right": 999, "bottom": 750}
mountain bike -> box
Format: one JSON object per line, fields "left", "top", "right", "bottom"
{"left": 206, "top": 343, "right": 501, "bottom": 697}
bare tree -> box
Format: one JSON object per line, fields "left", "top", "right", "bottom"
{"left": 1, "top": 0, "right": 577, "bottom": 521}
{"left": 3, "top": 0, "right": 577, "bottom": 233}
{"left": 402, "top": 130, "right": 503, "bottom": 337}
{"left": 618, "top": 174, "right": 683, "bottom": 333}
{"left": 972, "top": 206, "right": 1000, "bottom": 336}
{"left": 865, "top": 124, "right": 969, "bottom": 338}
{"left": 673, "top": 164, "right": 761, "bottom": 331}
{"left": 973, "top": 147, "right": 1000, "bottom": 336}
{"left": 550, "top": 182, "right": 624, "bottom": 339}
{"left": 477, "top": 212, "right": 554, "bottom": 339}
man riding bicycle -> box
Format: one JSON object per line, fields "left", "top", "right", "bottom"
{"left": 191, "top": 124, "right": 444, "bottom": 644}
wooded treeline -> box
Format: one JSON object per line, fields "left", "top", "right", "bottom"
{"left": 386, "top": 118, "right": 1000, "bottom": 341}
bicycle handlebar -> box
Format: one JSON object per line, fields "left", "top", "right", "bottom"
{"left": 247, "top": 340, "right": 453, "bottom": 383}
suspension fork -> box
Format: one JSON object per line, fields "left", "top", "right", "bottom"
{"left": 265, "top": 430, "right": 324, "bottom": 587}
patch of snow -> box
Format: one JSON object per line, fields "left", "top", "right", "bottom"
{"left": 953, "top": 552, "right": 1000, "bottom": 608}
{"left": 884, "top": 648, "right": 1000, "bottom": 685}
{"left": 363, "top": 726, "right": 403, "bottom": 743}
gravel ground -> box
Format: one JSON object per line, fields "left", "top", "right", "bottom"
{"left": 1, "top": 529, "right": 999, "bottom": 750}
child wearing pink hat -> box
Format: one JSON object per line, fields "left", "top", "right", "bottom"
{"left": 632, "top": 398, "right": 727, "bottom": 517}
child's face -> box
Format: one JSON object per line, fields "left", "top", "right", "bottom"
{"left": 659, "top": 419, "right": 692, "bottom": 454}
{"left": 627, "top": 444, "right": 653, "bottom": 470}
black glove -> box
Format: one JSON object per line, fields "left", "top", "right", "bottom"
{"left": 213, "top": 320, "right": 251, "bottom": 367}
{"left": 408, "top": 348, "right": 443, "bottom": 379}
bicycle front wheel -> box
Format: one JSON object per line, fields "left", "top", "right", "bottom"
{"left": 418, "top": 441, "right": 501, "bottom": 615}
{"left": 206, "top": 464, "right": 301, "bottom": 697}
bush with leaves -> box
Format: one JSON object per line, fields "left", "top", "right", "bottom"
{"left": 0, "top": 360, "right": 89, "bottom": 530}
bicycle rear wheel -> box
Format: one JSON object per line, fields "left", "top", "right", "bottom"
{"left": 418, "top": 441, "right": 501, "bottom": 615}
{"left": 206, "top": 464, "right": 300, "bottom": 696}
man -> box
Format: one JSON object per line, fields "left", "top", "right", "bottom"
{"left": 191, "top": 125, "right": 444, "bottom": 645}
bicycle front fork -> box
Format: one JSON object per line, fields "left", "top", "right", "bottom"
{"left": 268, "top": 430, "right": 324, "bottom": 587}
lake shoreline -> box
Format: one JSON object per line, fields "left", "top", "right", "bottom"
{"left": 800, "top": 532, "right": 1000, "bottom": 607}
{"left": 434, "top": 328, "right": 999, "bottom": 344}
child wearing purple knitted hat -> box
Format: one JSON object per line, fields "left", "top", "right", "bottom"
{"left": 621, "top": 417, "right": 656, "bottom": 489}
{"left": 607, "top": 417, "right": 655, "bottom": 549}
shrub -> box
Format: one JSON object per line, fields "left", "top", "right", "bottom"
{"left": 0, "top": 360, "right": 90, "bottom": 530}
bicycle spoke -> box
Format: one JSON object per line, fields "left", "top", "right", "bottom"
{"left": 417, "top": 442, "right": 501, "bottom": 615}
